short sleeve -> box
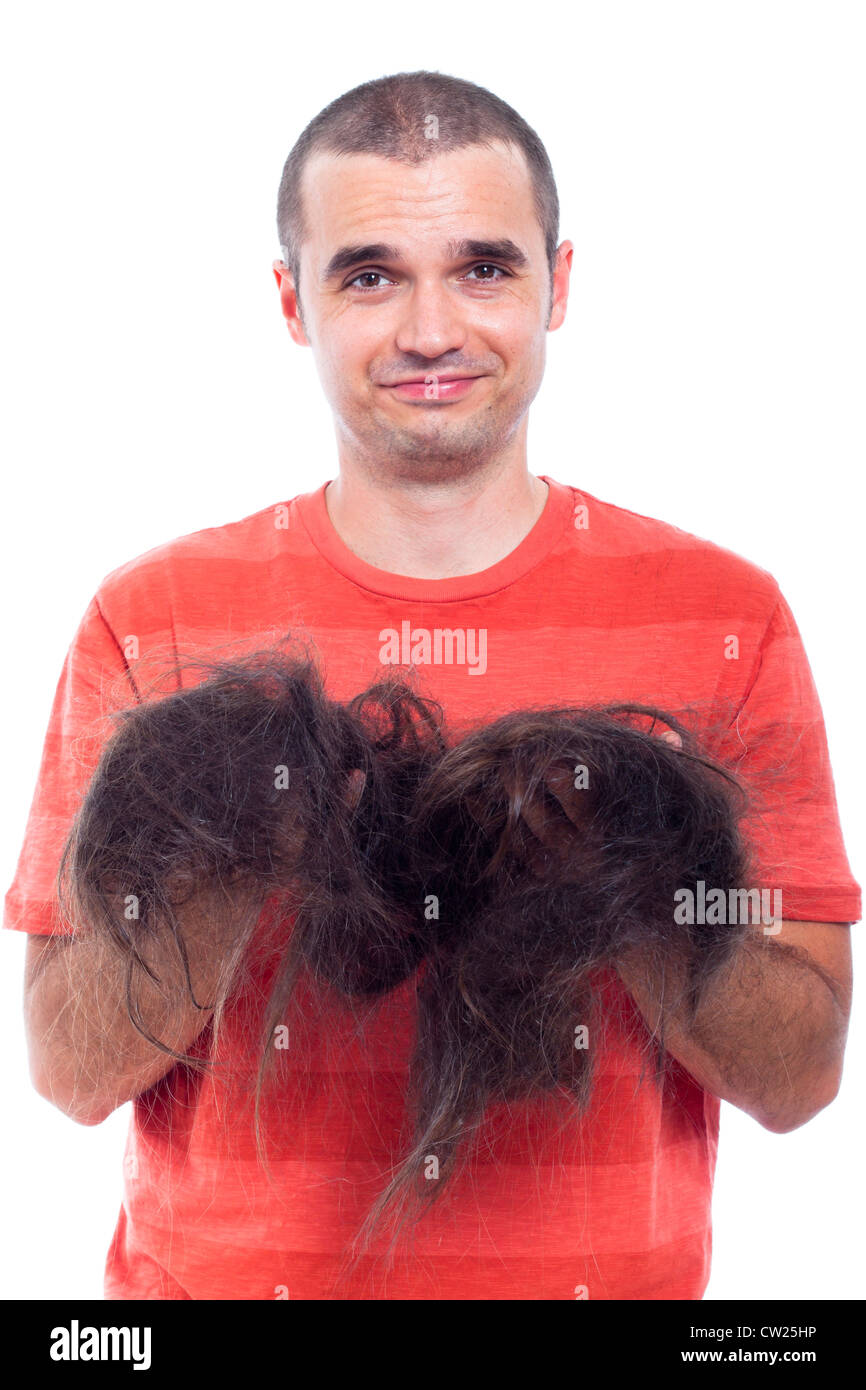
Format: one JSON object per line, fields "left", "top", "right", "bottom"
{"left": 718, "top": 585, "right": 860, "bottom": 923}
{"left": 3, "top": 594, "right": 139, "bottom": 936}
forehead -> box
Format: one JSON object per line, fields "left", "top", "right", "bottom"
{"left": 299, "top": 141, "right": 541, "bottom": 258}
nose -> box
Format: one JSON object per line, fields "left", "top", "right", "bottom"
{"left": 393, "top": 277, "right": 468, "bottom": 360}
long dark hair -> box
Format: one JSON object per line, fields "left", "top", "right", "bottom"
{"left": 58, "top": 640, "right": 751, "bottom": 1256}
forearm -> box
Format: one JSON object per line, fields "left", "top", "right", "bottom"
{"left": 614, "top": 925, "right": 851, "bottom": 1132}
{"left": 24, "top": 887, "right": 256, "bottom": 1125}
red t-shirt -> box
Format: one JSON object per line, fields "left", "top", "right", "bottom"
{"left": 5, "top": 475, "right": 860, "bottom": 1300}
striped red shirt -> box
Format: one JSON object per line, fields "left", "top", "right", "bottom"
{"left": 5, "top": 474, "right": 860, "bottom": 1299}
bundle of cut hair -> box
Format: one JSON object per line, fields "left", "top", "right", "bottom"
{"left": 58, "top": 642, "right": 444, "bottom": 1026}
{"left": 58, "top": 639, "right": 751, "bottom": 1246}
{"left": 368, "top": 703, "right": 751, "bottom": 1237}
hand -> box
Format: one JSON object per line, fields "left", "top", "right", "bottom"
{"left": 518, "top": 723, "right": 683, "bottom": 876}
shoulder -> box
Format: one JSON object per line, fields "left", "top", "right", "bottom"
{"left": 560, "top": 480, "right": 783, "bottom": 615}
{"left": 92, "top": 496, "right": 302, "bottom": 611}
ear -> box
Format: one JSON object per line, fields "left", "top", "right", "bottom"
{"left": 272, "top": 259, "right": 310, "bottom": 347}
{"left": 547, "top": 240, "right": 574, "bottom": 333}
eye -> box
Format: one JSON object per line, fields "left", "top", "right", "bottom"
{"left": 346, "top": 271, "right": 395, "bottom": 292}
{"left": 463, "top": 263, "right": 510, "bottom": 284}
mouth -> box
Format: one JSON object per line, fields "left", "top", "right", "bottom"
{"left": 379, "top": 375, "right": 486, "bottom": 402}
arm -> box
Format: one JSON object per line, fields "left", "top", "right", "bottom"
{"left": 23, "top": 886, "right": 254, "bottom": 1127}
{"left": 535, "top": 731, "right": 855, "bottom": 1133}
{"left": 614, "top": 918, "right": 853, "bottom": 1132}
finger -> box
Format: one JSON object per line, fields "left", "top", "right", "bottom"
{"left": 657, "top": 729, "right": 682, "bottom": 750}
{"left": 544, "top": 762, "right": 589, "bottom": 829}
{"left": 344, "top": 767, "right": 367, "bottom": 810}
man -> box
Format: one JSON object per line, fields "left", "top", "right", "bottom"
{"left": 7, "top": 70, "right": 859, "bottom": 1300}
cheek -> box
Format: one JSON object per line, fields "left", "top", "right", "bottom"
{"left": 317, "top": 320, "right": 381, "bottom": 397}
{"left": 488, "top": 318, "right": 545, "bottom": 380}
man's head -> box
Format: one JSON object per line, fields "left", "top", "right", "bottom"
{"left": 273, "top": 71, "right": 573, "bottom": 482}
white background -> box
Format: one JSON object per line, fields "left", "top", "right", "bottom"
{"left": 1, "top": 0, "right": 863, "bottom": 1300}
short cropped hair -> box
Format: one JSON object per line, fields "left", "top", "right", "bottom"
{"left": 276, "top": 70, "right": 560, "bottom": 305}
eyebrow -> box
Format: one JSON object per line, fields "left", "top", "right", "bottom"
{"left": 320, "top": 238, "right": 531, "bottom": 285}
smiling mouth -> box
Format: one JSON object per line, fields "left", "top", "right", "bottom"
{"left": 380, "top": 376, "right": 486, "bottom": 401}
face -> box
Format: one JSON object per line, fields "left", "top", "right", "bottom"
{"left": 273, "top": 141, "right": 573, "bottom": 483}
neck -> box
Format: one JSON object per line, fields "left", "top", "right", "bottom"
{"left": 323, "top": 453, "right": 549, "bottom": 581}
